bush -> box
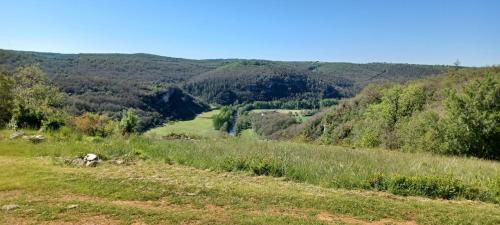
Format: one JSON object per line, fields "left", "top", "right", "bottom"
{"left": 440, "top": 75, "right": 500, "bottom": 159}
{"left": 73, "top": 112, "right": 116, "bottom": 137}
{"left": 119, "top": 108, "right": 139, "bottom": 135}
{"left": 212, "top": 106, "right": 233, "bottom": 131}
{"left": 9, "top": 65, "right": 66, "bottom": 130}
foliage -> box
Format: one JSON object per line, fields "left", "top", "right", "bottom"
{"left": 319, "top": 98, "right": 338, "bottom": 108}
{"left": 249, "top": 112, "right": 298, "bottom": 139}
{"left": 1, "top": 49, "right": 448, "bottom": 130}
{"left": 212, "top": 106, "right": 234, "bottom": 131}
{"left": 0, "top": 72, "right": 14, "bottom": 127}
{"left": 299, "top": 67, "right": 500, "bottom": 159}
{"left": 119, "top": 108, "right": 139, "bottom": 135}
{"left": 440, "top": 75, "right": 500, "bottom": 159}
{"left": 72, "top": 112, "right": 116, "bottom": 137}
{"left": 9, "top": 65, "right": 66, "bottom": 130}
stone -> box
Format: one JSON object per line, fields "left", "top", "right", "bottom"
{"left": 2, "top": 204, "right": 19, "bottom": 211}
{"left": 10, "top": 131, "right": 25, "bottom": 140}
{"left": 72, "top": 158, "right": 85, "bottom": 167}
{"left": 84, "top": 153, "right": 98, "bottom": 161}
{"left": 67, "top": 204, "right": 78, "bottom": 209}
{"left": 25, "top": 134, "right": 45, "bottom": 143}
{"left": 86, "top": 160, "right": 98, "bottom": 167}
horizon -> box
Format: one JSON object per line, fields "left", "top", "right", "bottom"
{"left": 1, "top": 0, "right": 499, "bottom": 66}
{"left": 0, "top": 48, "right": 468, "bottom": 66}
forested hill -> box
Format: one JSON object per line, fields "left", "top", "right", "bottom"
{"left": 0, "top": 49, "right": 450, "bottom": 130}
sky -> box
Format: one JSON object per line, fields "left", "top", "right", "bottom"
{"left": 0, "top": 0, "right": 499, "bottom": 66}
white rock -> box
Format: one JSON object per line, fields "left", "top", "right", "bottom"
{"left": 86, "top": 160, "right": 98, "bottom": 167}
{"left": 67, "top": 204, "right": 78, "bottom": 209}
{"left": 10, "top": 131, "right": 25, "bottom": 140}
{"left": 2, "top": 204, "right": 19, "bottom": 211}
{"left": 84, "top": 153, "right": 98, "bottom": 161}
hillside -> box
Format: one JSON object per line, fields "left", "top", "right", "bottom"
{"left": 0, "top": 49, "right": 449, "bottom": 130}
{"left": 277, "top": 67, "right": 500, "bottom": 159}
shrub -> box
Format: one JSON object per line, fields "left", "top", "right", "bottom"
{"left": 119, "top": 108, "right": 139, "bottom": 135}
{"left": 73, "top": 112, "right": 116, "bottom": 137}
{"left": 9, "top": 65, "right": 66, "bottom": 129}
{"left": 212, "top": 106, "right": 233, "bottom": 131}
{"left": 440, "top": 75, "right": 500, "bottom": 159}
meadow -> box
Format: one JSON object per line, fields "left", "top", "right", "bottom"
{"left": 145, "top": 110, "right": 221, "bottom": 138}
{"left": 1, "top": 110, "right": 499, "bottom": 224}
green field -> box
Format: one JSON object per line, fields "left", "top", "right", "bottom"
{"left": 1, "top": 110, "right": 499, "bottom": 224}
{"left": 145, "top": 110, "right": 221, "bottom": 138}
{"left": 0, "top": 138, "right": 499, "bottom": 224}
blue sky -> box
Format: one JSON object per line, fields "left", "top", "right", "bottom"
{"left": 1, "top": 0, "right": 499, "bottom": 66}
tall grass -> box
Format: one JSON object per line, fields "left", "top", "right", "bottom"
{"left": 1, "top": 129, "right": 499, "bottom": 203}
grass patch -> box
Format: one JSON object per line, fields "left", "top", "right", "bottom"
{"left": 1, "top": 129, "right": 499, "bottom": 203}
{"left": 1, "top": 156, "right": 499, "bottom": 224}
{"left": 145, "top": 110, "right": 221, "bottom": 138}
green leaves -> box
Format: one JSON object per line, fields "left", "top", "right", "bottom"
{"left": 9, "top": 65, "right": 66, "bottom": 130}
{"left": 441, "top": 75, "right": 500, "bottom": 159}
{"left": 119, "top": 108, "right": 139, "bottom": 135}
{"left": 0, "top": 72, "right": 14, "bottom": 127}
{"left": 317, "top": 68, "right": 500, "bottom": 159}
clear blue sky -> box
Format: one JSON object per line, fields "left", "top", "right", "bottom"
{"left": 1, "top": 0, "right": 499, "bottom": 66}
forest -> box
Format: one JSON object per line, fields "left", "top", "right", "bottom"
{"left": 0, "top": 49, "right": 449, "bottom": 130}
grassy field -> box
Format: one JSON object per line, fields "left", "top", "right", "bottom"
{"left": 145, "top": 110, "right": 221, "bottom": 138}
{"left": 1, "top": 113, "right": 499, "bottom": 224}
{"left": 1, "top": 152, "right": 499, "bottom": 224}
{"left": 1, "top": 129, "right": 499, "bottom": 202}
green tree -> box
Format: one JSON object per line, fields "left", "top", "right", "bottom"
{"left": 441, "top": 75, "right": 500, "bottom": 159}
{"left": 212, "top": 106, "right": 233, "bottom": 131}
{"left": 0, "top": 72, "right": 14, "bottom": 127}
{"left": 119, "top": 108, "right": 138, "bottom": 135}
{"left": 10, "top": 65, "right": 66, "bottom": 130}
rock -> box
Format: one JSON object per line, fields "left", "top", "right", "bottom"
{"left": 115, "top": 159, "right": 124, "bottom": 165}
{"left": 84, "top": 153, "right": 98, "bottom": 161}
{"left": 71, "top": 158, "right": 85, "bottom": 167}
{"left": 10, "top": 131, "right": 25, "bottom": 140}
{"left": 67, "top": 204, "right": 78, "bottom": 209}
{"left": 25, "top": 134, "right": 45, "bottom": 143}
{"left": 2, "top": 204, "right": 19, "bottom": 211}
{"left": 85, "top": 160, "right": 98, "bottom": 167}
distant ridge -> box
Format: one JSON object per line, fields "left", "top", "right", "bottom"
{"left": 0, "top": 49, "right": 450, "bottom": 130}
